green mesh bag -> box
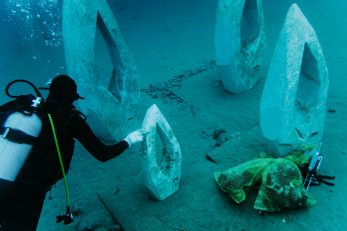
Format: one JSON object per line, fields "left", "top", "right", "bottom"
{"left": 254, "top": 158, "right": 316, "bottom": 212}
{"left": 214, "top": 158, "right": 276, "bottom": 203}
{"left": 215, "top": 152, "right": 316, "bottom": 211}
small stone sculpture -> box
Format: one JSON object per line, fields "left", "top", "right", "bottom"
{"left": 142, "top": 104, "right": 182, "bottom": 200}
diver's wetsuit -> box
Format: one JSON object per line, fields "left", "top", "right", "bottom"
{"left": 0, "top": 100, "right": 129, "bottom": 231}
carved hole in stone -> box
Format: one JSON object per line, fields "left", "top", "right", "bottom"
{"left": 155, "top": 125, "right": 164, "bottom": 168}
{"left": 240, "top": 0, "right": 260, "bottom": 56}
{"left": 156, "top": 124, "right": 172, "bottom": 174}
{"left": 94, "top": 13, "right": 123, "bottom": 102}
{"left": 295, "top": 43, "right": 319, "bottom": 115}
{"left": 94, "top": 25, "right": 113, "bottom": 86}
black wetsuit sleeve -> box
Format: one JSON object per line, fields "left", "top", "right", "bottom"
{"left": 67, "top": 114, "right": 129, "bottom": 162}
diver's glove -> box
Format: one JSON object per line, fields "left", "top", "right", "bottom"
{"left": 124, "top": 129, "right": 145, "bottom": 147}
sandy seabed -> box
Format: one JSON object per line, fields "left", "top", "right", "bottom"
{"left": 0, "top": 0, "right": 346, "bottom": 230}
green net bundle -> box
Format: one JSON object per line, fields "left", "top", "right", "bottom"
{"left": 215, "top": 151, "right": 316, "bottom": 212}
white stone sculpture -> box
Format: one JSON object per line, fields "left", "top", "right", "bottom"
{"left": 260, "top": 4, "right": 329, "bottom": 156}
{"left": 142, "top": 104, "right": 182, "bottom": 200}
{"left": 215, "top": 0, "right": 265, "bottom": 94}
{"left": 63, "top": 0, "right": 139, "bottom": 141}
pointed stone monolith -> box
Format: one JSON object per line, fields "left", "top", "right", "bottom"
{"left": 260, "top": 4, "right": 329, "bottom": 156}
{"left": 215, "top": 0, "right": 265, "bottom": 94}
{"left": 63, "top": 0, "right": 139, "bottom": 141}
{"left": 142, "top": 104, "right": 182, "bottom": 200}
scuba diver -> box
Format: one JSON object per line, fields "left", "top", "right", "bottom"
{"left": 0, "top": 75, "right": 145, "bottom": 231}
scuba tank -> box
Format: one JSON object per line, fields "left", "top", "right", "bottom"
{"left": 0, "top": 111, "right": 42, "bottom": 181}
{"left": 0, "top": 80, "right": 43, "bottom": 181}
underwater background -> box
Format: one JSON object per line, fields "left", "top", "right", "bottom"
{"left": 0, "top": 0, "right": 346, "bottom": 230}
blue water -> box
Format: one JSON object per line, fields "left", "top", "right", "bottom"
{"left": 0, "top": 0, "right": 346, "bottom": 230}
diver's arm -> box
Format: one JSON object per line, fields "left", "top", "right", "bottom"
{"left": 67, "top": 114, "right": 129, "bottom": 162}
